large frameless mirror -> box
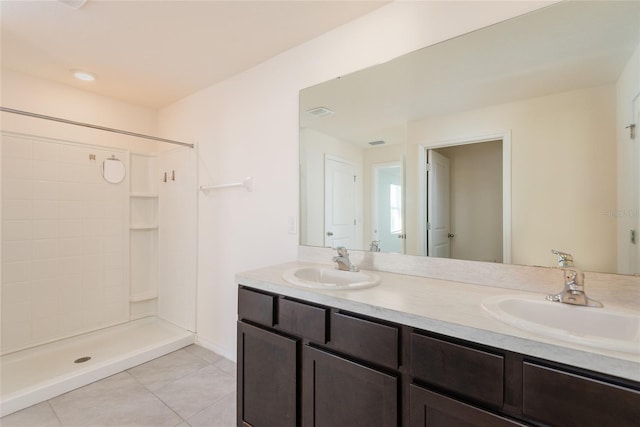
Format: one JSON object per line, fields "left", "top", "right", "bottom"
{"left": 299, "top": 1, "right": 640, "bottom": 275}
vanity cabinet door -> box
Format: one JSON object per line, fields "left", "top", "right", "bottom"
{"left": 302, "top": 345, "right": 398, "bottom": 427}
{"left": 237, "top": 321, "right": 298, "bottom": 427}
{"left": 522, "top": 362, "right": 640, "bottom": 427}
{"left": 409, "top": 384, "right": 527, "bottom": 427}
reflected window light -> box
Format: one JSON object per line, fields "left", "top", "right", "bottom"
{"left": 390, "top": 184, "right": 402, "bottom": 234}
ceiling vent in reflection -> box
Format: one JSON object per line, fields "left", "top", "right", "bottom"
{"left": 56, "top": 0, "right": 88, "bottom": 10}
{"left": 306, "top": 107, "right": 334, "bottom": 118}
{"left": 368, "top": 140, "right": 385, "bottom": 146}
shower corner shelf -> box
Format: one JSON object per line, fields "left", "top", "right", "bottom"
{"left": 130, "top": 224, "right": 159, "bottom": 230}
{"left": 130, "top": 192, "right": 159, "bottom": 198}
{"left": 130, "top": 292, "right": 158, "bottom": 303}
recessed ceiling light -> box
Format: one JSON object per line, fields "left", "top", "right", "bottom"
{"left": 72, "top": 70, "right": 96, "bottom": 82}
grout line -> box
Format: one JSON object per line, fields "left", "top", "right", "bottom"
{"left": 47, "top": 400, "right": 65, "bottom": 427}
{"left": 182, "top": 344, "right": 224, "bottom": 365}
{"left": 123, "top": 370, "right": 187, "bottom": 426}
{"left": 181, "top": 389, "right": 236, "bottom": 426}
{"left": 126, "top": 348, "right": 207, "bottom": 392}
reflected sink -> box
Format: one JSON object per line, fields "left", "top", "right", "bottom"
{"left": 282, "top": 266, "right": 380, "bottom": 290}
{"left": 482, "top": 295, "right": 640, "bottom": 354}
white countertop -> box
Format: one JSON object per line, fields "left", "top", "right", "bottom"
{"left": 236, "top": 261, "right": 640, "bottom": 382}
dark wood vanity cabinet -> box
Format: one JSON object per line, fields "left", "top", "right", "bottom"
{"left": 237, "top": 285, "right": 640, "bottom": 427}
{"left": 237, "top": 286, "right": 401, "bottom": 427}
{"left": 408, "top": 329, "right": 640, "bottom": 427}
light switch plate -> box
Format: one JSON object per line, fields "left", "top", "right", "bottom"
{"left": 288, "top": 216, "right": 297, "bottom": 234}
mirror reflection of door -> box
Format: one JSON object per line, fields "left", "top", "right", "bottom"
{"left": 634, "top": 95, "right": 640, "bottom": 274}
{"left": 425, "top": 140, "right": 504, "bottom": 262}
{"left": 427, "top": 150, "right": 451, "bottom": 258}
{"left": 373, "top": 162, "right": 404, "bottom": 254}
{"left": 325, "top": 155, "right": 357, "bottom": 248}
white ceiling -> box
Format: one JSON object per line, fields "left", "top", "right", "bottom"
{"left": 1, "top": 0, "right": 387, "bottom": 109}
{"left": 300, "top": 1, "right": 640, "bottom": 147}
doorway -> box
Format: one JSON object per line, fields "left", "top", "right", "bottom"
{"left": 419, "top": 133, "right": 511, "bottom": 263}
{"left": 372, "top": 162, "right": 404, "bottom": 253}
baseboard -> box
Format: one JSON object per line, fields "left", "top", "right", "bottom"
{"left": 195, "top": 335, "right": 236, "bottom": 362}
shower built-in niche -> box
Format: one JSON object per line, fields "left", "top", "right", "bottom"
{"left": 129, "top": 152, "right": 160, "bottom": 320}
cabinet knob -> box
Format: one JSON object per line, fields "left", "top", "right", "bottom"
{"left": 326, "top": 231, "right": 334, "bottom": 236}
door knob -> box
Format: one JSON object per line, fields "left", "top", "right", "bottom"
{"left": 326, "top": 231, "right": 333, "bottom": 236}
{"left": 448, "top": 233, "right": 455, "bottom": 238}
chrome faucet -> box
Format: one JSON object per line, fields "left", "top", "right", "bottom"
{"left": 333, "top": 247, "right": 359, "bottom": 272}
{"left": 546, "top": 250, "right": 602, "bottom": 307}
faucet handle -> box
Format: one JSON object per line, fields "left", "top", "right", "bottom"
{"left": 551, "top": 249, "right": 574, "bottom": 267}
{"left": 336, "top": 246, "right": 349, "bottom": 257}
{"left": 564, "top": 269, "right": 583, "bottom": 288}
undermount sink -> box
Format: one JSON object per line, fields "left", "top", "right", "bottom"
{"left": 282, "top": 266, "right": 380, "bottom": 290}
{"left": 482, "top": 295, "right": 640, "bottom": 354}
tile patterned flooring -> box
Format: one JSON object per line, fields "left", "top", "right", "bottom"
{"left": 1, "top": 345, "right": 237, "bottom": 427}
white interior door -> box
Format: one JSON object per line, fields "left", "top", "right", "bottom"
{"left": 634, "top": 95, "right": 640, "bottom": 274}
{"left": 325, "top": 156, "right": 356, "bottom": 248}
{"left": 427, "top": 150, "right": 451, "bottom": 258}
{"left": 373, "top": 162, "right": 403, "bottom": 253}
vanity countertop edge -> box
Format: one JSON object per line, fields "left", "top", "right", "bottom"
{"left": 236, "top": 261, "right": 640, "bottom": 383}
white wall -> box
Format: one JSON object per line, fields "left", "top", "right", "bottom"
{"left": 157, "top": 1, "right": 554, "bottom": 360}
{"left": 408, "top": 85, "right": 617, "bottom": 272}
{"left": 300, "top": 128, "right": 363, "bottom": 248}
{"left": 158, "top": 147, "right": 198, "bottom": 331}
{"left": 1, "top": 69, "right": 158, "bottom": 152}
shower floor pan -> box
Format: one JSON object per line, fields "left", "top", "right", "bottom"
{"left": 0, "top": 317, "right": 195, "bottom": 417}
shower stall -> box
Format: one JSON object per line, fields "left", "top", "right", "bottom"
{"left": 0, "top": 123, "right": 198, "bottom": 416}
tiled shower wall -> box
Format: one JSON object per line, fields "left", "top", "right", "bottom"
{"left": 1, "top": 133, "right": 129, "bottom": 354}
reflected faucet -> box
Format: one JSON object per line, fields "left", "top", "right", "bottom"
{"left": 333, "top": 247, "right": 359, "bottom": 272}
{"left": 551, "top": 249, "right": 574, "bottom": 267}
{"left": 546, "top": 250, "right": 602, "bottom": 307}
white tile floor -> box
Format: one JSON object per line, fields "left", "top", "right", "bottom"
{"left": 1, "top": 345, "right": 236, "bottom": 427}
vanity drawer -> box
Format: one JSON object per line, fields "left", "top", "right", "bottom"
{"left": 410, "top": 333, "right": 504, "bottom": 409}
{"left": 238, "top": 287, "right": 276, "bottom": 326}
{"left": 278, "top": 298, "right": 327, "bottom": 343}
{"left": 409, "top": 384, "right": 526, "bottom": 427}
{"left": 330, "top": 311, "right": 399, "bottom": 369}
{"left": 523, "top": 362, "right": 640, "bottom": 427}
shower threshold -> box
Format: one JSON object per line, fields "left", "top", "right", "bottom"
{"left": 0, "top": 317, "right": 195, "bottom": 417}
